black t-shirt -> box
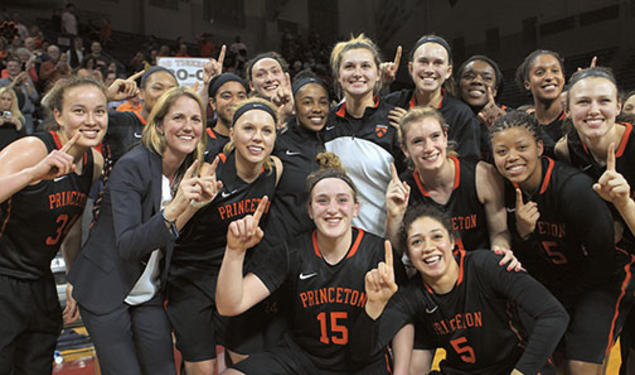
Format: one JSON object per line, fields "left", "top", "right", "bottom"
{"left": 566, "top": 122, "right": 635, "bottom": 252}
{"left": 263, "top": 121, "right": 324, "bottom": 245}
{"left": 170, "top": 151, "right": 277, "bottom": 297}
{"left": 102, "top": 110, "right": 145, "bottom": 166}
{"left": 0, "top": 131, "right": 94, "bottom": 279}
{"left": 504, "top": 157, "right": 617, "bottom": 303}
{"left": 383, "top": 89, "right": 481, "bottom": 161}
{"left": 402, "top": 157, "right": 490, "bottom": 251}
{"left": 249, "top": 227, "right": 401, "bottom": 373}
{"left": 0, "top": 119, "right": 26, "bottom": 151}
{"left": 352, "top": 250, "right": 568, "bottom": 375}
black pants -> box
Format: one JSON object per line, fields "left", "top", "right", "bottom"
{"left": 0, "top": 274, "right": 61, "bottom": 375}
{"left": 79, "top": 294, "right": 175, "bottom": 375}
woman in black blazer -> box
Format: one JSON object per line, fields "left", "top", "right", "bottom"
{"left": 69, "top": 87, "right": 221, "bottom": 375}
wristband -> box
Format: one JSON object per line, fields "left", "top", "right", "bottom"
{"left": 160, "top": 208, "right": 179, "bottom": 238}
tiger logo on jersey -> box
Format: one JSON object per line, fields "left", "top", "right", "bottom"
{"left": 375, "top": 124, "right": 388, "bottom": 138}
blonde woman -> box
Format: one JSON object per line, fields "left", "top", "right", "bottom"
{"left": 0, "top": 86, "right": 26, "bottom": 150}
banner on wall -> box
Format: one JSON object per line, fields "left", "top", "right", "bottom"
{"left": 156, "top": 57, "right": 208, "bottom": 89}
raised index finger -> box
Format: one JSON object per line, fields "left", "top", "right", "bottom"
{"left": 487, "top": 86, "right": 496, "bottom": 104}
{"left": 217, "top": 45, "right": 226, "bottom": 68}
{"left": 515, "top": 188, "right": 524, "bottom": 208}
{"left": 185, "top": 159, "right": 200, "bottom": 178}
{"left": 390, "top": 163, "right": 400, "bottom": 182}
{"left": 393, "top": 45, "right": 402, "bottom": 67}
{"left": 607, "top": 142, "right": 616, "bottom": 172}
{"left": 127, "top": 69, "right": 146, "bottom": 82}
{"left": 61, "top": 133, "right": 81, "bottom": 153}
{"left": 253, "top": 195, "right": 269, "bottom": 223}
{"left": 384, "top": 240, "right": 394, "bottom": 268}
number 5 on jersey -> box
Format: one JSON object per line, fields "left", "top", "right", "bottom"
{"left": 450, "top": 336, "right": 476, "bottom": 363}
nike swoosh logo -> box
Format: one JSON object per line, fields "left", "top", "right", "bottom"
{"left": 299, "top": 272, "right": 317, "bottom": 280}
{"left": 581, "top": 164, "right": 593, "bottom": 171}
{"left": 425, "top": 305, "right": 438, "bottom": 314}
{"left": 505, "top": 207, "right": 516, "bottom": 213}
{"left": 285, "top": 150, "right": 301, "bottom": 156}
{"left": 221, "top": 189, "right": 237, "bottom": 198}
{"left": 53, "top": 175, "right": 68, "bottom": 182}
{"left": 133, "top": 132, "right": 142, "bottom": 138}
{"left": 325, "top": 125, "right": 335, "bottom": 131}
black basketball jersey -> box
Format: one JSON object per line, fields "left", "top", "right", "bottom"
{"left": 249, "top": 228, "right": 395, "bottom": 372}
{"left": 566, "top": 122, "right": 635, "bottom": 252}
{"left": 402, "top": 157, "right": 490, "bottom": 251}
{"left": 263, "top": 121, "right": 323, "bottom": 245}
{"left": 170, "top": 151, "right": 276, "bottom": 295}
{"left": 534, "top": 111, "right": 565, "bottom": 156}
{"left": 355, "top": 250, "right": 567, "bottom": 375}
{"left": 203, "top": 127, "right": 230, "bottom": 162}
{"left": 503, "top": 157, "right": 617, "bottom": 302}
{"left": 0, "top": 131, "right": 94, "bottom": 279}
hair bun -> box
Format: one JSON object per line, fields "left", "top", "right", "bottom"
{"left": 316, "top": 152, "right": 343, "bottom": 170}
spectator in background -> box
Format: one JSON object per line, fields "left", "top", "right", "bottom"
{"left": 61, "top": 3, "right": 78, "bottom": 36}
{"left": 0, "top": 55, "right": 38, "bottom": 134}
{"left": 175, "top": 43, "right": 190, "bottom": 57}
{"left": 0, "top": 86, "right": 26, "bottom": 150}
{"left": 197, "top": 32, "right": 215, "bottom": 57}
{"left": 0, "top": 37, "right": 8, "bottom": 61}
{"left": 85, "top": 40, "right": 111, "bottom": 71}
{"left": 15, "top": 47, "right": 39, "bottom": 84}
{"left": 10, "top": 13, "right": 28, "bottom": 41}
{"left": 68, "top": 36, "right": 85, "bottom": 68}
{"left": 115, "top": 94, "right": 142, "bottom": 115}
{"left": 39, "top": 45, "right": 71, "bottom": 91}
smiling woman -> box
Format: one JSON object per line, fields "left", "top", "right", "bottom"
{"left": 69, "top": 87, "right": 217, "bottom": 375}
{"left": 0, "top": 76, "right": 106, "bottom": 374}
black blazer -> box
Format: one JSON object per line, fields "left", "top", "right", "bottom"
{"left": 69, "top": 145, "right": 176, "bottom": 314}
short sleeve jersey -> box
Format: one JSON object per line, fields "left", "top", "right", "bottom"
{"left": 102, "top": 110, "right": 145, "bottom": 165}
{"left": 249, "top": 228, "right": 391, "bottom": 372}
{"left": 0, "top": 131, "right": 93, "bottom": 279}
{"left": 203, "top": 127, "right": 230, "bottom": 162}
{"left": 402, "top": 156, "right": 490, "bottom": 251}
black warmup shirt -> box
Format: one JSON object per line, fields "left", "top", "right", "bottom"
{"left": 566, "top": 122, "right": 635, "bottom": 252}
{"left": 249, "top": 227, "right": 401, "bottom": 373}
{"left": 264, "top": 120, "right": 323, "bottom": 244}
{"left": 170, "top": 151, "right": 277, "bottom": 298}
{"left": 352, "top": 250, "right": 568, "bottom": 375}
{"left": 402, "top": 157, "right": 490, "bottom": 251}
{"left": 504, "top": 157, "right": 617, "bottom": 303}
{"left": 101, "top": 110, "right": 145, "bottom": 165}
{"left": 383, "top": 89, "right": 481, "bottom": 161}
{"left": 0, "top": 131, "right": 93, "bottom": 279}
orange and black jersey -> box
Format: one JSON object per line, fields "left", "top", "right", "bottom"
{"left": 263, "top": 121, "right": 324, "bottom": 245}
{"left": 402, "top": 157, "right": 490, "bottom": 251}
{"left": 566, "top": 122, "right": 635, "bottom": 252}
{"left": 0, "top": 131, "right": 94, "bottom": 280}
{"left": 352, "top": 250, "right": 568, "bottom": 375}
{"left": 170, "top": 151, "right": 276, "bottom": 298}
{"left": 203, "top": 127, "right": 230, "bottom": 162}
{"left": 383, "top": 89, "right": 481, "bottom": 161}
{"left": 533, "top": 111, "right": 565, "bottom": 157}
{"left": 248, "top": 228, "right": 404, "bottom": 373}
{"left": 102, "top": 110, "right": 146, "bottom": 166}
{"left": 504, "top": 157, "right": 618, "bottom": 301}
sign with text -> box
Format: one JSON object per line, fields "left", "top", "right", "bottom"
{"left": 157, "top": 57, "right": 208, "bottom": 89}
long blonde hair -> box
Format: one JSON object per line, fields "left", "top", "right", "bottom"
{"left": 329, "top": 33, "right": 383, "bottom": 97}
{"left": 0, "top": 86, "right": 25, "bottom": 127}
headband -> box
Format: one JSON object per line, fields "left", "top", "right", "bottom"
{"left": 411, "top": 36, "right": 453, "bottom": 63}
{"left": 292, "top": 77, "right": 327, "bottom": 96}
{"left": 208, "top": 73, "right": 248, "bottom": 98}
{"left": 232, "top": 102, "right": 278, "bottom": 126}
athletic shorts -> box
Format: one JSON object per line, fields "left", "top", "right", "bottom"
{"left": 563, "top": 257, "right": 635, "bottom": 363}
{"left": 166, "top": 278, "right": 226, "bottom": 362}
{"left": 0, "top": 274, "right": 62, "bottom": 374}
{"left": 232, "top": 338, "right": 391, "bottom": 375}
{"left": 225, "top": 288, "right": 287, "bottom": 354}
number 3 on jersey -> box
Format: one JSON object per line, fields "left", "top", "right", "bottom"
{"left": 46, "top": 214, "right": 79, "bottom": 245}
{"left": 317, "top": 311, "right": 348, "bottom": 345}
{"left": 450, "top": 336, "right": 476, "bottom": 363}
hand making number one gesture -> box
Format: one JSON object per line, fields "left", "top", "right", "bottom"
{"left": 380, "top": 45, "right": 402, "bottom": 85}
{"left": 477, "top": 87, "right": 506, "bottom": 128}
{"left": 203, "top": 45, "right": 226, "bottom": 84}
{"left": 107, "top": 69, "right": 145, "bottom": 102}
{"left": 515, "top": 188, "right": 540, "bottom": 239}
{"left": 385, "top": 163, "right": 410, "bottom": 219}
{"left": 34, "top": 132, "right": 80, "bottom": 181}
{"left": 593, "top": 142, "right": 631, "bottom": 209}
{"left": 226, "top": 196, "right": 268, "bottom": 253}
{"left": 364, "top": 240, "right": 399, "bottom": 320}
